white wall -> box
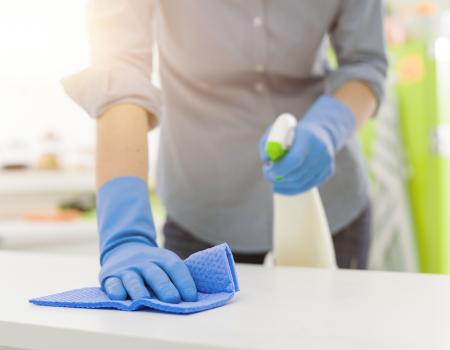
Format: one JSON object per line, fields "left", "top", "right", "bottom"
{"left": 0, "top": 0, "right": 93, "bottom": 165}
{"left": 0, "top": 0, "right": 161, "bottom": 172}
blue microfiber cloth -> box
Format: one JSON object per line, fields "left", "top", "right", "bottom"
{"left": 30, "top": 243, "right": 239, "bottom": 314}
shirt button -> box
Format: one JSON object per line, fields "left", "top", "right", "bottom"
{"left": 253, "top": 16, "right": 263, "bottom": 27}
{"left": 254, "top": 81, "right": 265, "bottom": 92}
{"left": 255, "top": 64, "right": 265, "bottom": 73}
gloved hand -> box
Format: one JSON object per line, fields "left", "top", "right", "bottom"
{"left": 259, "top": 95, "right": 355, "bottom": 195}
{"left": 97, "top": 176, "right": 197, "bottom": 303}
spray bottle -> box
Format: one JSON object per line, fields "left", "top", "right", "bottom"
{"left": 266, "top": 113, "right": 337, "bottom": 268}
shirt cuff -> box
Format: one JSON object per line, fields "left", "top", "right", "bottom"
{"left": 324, "top": 63, "right": 386, "bottom": 116}
{"left": 62, "top": 65, "right": 162, "bottom": 122}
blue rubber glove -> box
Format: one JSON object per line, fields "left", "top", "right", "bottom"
{"left": 259, "top": 95, "right": 355, "bottom": 195}
{"left": 97, "top": 176, "right": 197, "bottom": 303}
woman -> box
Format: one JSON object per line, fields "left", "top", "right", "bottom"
{"left": 64, "top": 0, "right": 387, "bottom": 303}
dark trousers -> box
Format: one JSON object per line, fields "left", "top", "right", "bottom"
{"left": 163, "top": 205, "right": 371, "bottom": 269}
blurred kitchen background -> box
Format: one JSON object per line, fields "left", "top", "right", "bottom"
{"left": 1, "top": 0, "right": 450, "bottom": 274}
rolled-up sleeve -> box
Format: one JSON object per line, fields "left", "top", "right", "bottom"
{"left": 326, "top": 0, "right": 388, "bottom": 114}
{"left": 62, "top": 0, "right": 161, "bottom": 120}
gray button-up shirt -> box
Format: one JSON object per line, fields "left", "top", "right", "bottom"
{"left": 63, "top": 0, "right": 387, "bottom": 252}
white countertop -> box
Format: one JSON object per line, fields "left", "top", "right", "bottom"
{"left": 1, "top": 251, "right": 450, "bottom": 350}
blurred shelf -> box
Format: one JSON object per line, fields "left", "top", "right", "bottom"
{"left": 0, "top": 170, "right": 94, "bottom": 194}
{"left": 0, "top": 219, "right": 97, "bottom": 236}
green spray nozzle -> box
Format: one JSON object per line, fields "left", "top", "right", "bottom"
{"left": 265, "top": 113, "right": 298, "bottom": 163}
{"left": 266, "top": 141, "right": 288, "bottom": 162}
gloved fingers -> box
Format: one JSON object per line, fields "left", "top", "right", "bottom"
{"left": 272, "top": 175, "right": 311, "bottom": 194}
{"left": 157, "top": 254, "right": 198, "bottom": 302}
{"left": 273, "top": 164, "right": 333, "bottom": 195}
{"left": 258, "top": 127, "right": 271, "bottom": 162}
{"left": 140, "top": 263, "right": 181, "bottom": 304}
{"left": 121, "top": 270, "right": 151, "bottom": 300}
{"left": 271, "top": 158, "right": 329, "bottom": 194}
{"left": 271, "top": 184, "right": 298, "bottom": 196}
{"left": 273, "top": 152, "right": 330, "bottom": 187}
{"left": 103, "top": 276, "right": 127, "bottom": 300}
